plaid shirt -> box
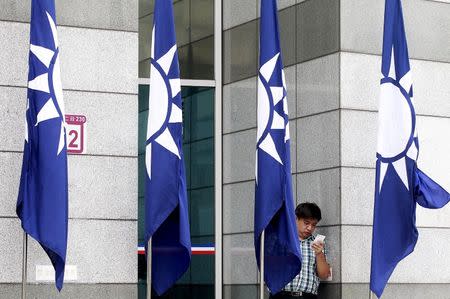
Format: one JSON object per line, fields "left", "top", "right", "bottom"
{"left": 283, "top": 234, "right": 328, "bottom": 295}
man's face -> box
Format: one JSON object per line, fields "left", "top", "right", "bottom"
{"left": 296, "top": 217, "right": 319, "bottom": 239}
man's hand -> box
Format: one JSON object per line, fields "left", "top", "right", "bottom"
{"left": 311, "top": 241, "right": 330, "bottom": 279}
{"left": 311, "top": 241, "right": 324, "bottom": 255}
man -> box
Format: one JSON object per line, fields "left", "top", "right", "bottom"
{"left": 270, "top": 202, "right": 331, "bottom": 299}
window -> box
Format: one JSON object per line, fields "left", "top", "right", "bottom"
{"left": 138, "top": 85, "right": 215, "bottom": 299}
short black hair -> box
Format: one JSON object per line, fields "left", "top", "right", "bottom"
{"left": 295, "top": 202, "right": 322, "bottom": 222}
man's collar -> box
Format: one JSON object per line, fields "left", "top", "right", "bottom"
{"left": 300, "top": 234, "right": 315, "bottom": 241}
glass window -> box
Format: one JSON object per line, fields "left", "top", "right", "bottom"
{"left": 138, "top": 85, "right": 215, "bottom": 299}
{"left": 223, "top": 20, "right": 258, "bottom": 84}
{"left": 138, "top": 0, "right": 214, "bottom": 79}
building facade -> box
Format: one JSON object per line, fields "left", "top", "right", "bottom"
{"left": 221, "top": 0, "right": 450, "bottom": 298}
{"left": 0, "top": 0, "right": 138, "bottom": 298}
{"left": 1, "top": 0, "right": 450, "bottom": 298}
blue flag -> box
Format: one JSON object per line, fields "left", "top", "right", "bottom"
{"left": 17, "top": 0, "right": 68, "bottom": 291}
{"left": 144, "top": 0, "right": 191, "bottom": 295}
{"left": 254, "top": 0, "right": 302, "bottom": 294}
{"left": 370, "top": 0, "right": 450, "bottom": 297}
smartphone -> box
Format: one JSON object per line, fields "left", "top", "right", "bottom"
{"left": 313, "top": 234, "right": 326, "bottom": 244}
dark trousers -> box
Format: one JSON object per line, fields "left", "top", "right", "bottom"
{"left": 269, "top": 291, "right": 318, "bottom": 299}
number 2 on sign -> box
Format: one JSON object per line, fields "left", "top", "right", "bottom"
{"left": 68, "top": 130, "right": 79, "bottom": 148}
{"left": 65, "top": 114, "right": 86, "bottom": 154}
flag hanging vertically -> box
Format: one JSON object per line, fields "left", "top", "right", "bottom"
{"left": 17, "top": 0, "right": 68, "bottom": 291}
{"left": 370, "top": 0, "right": 450, "bottom": 297}
{"left": 255, "top": 0, "right": 302, "bottom": 294}
{"left": 144, "top": 0, "right": 191, "bottom": 295}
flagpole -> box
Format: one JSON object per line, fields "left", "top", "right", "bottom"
{"left": 370, "top": 290, "right": 376, "bottom": 299}
{"left": 147, "top": 238, "right": 152, "bottom": 299}
{"left": 259, "top": 230, "right": 265, "bottom": 299}
{"left": 22, "top": 232, "right": 27, "bottom": 299}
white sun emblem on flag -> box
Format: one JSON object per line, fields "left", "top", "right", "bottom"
{"left": 377, "top": 48, "right": 418, "bottom": 192}
{"left": 256, "top": 53, "right": 290, "bottom": 182}
{"left": 27, "top": 11, "right": 66, "bottom": 155}
{"left": 145, "top": 26, "right": 182, "bottom": 179}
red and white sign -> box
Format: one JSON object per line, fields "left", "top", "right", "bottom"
{"left": 137, "top": 246, "right": 215, "bottom": 255}
{"left": 65, "top": 114, "right": 86, "bottom": 154}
